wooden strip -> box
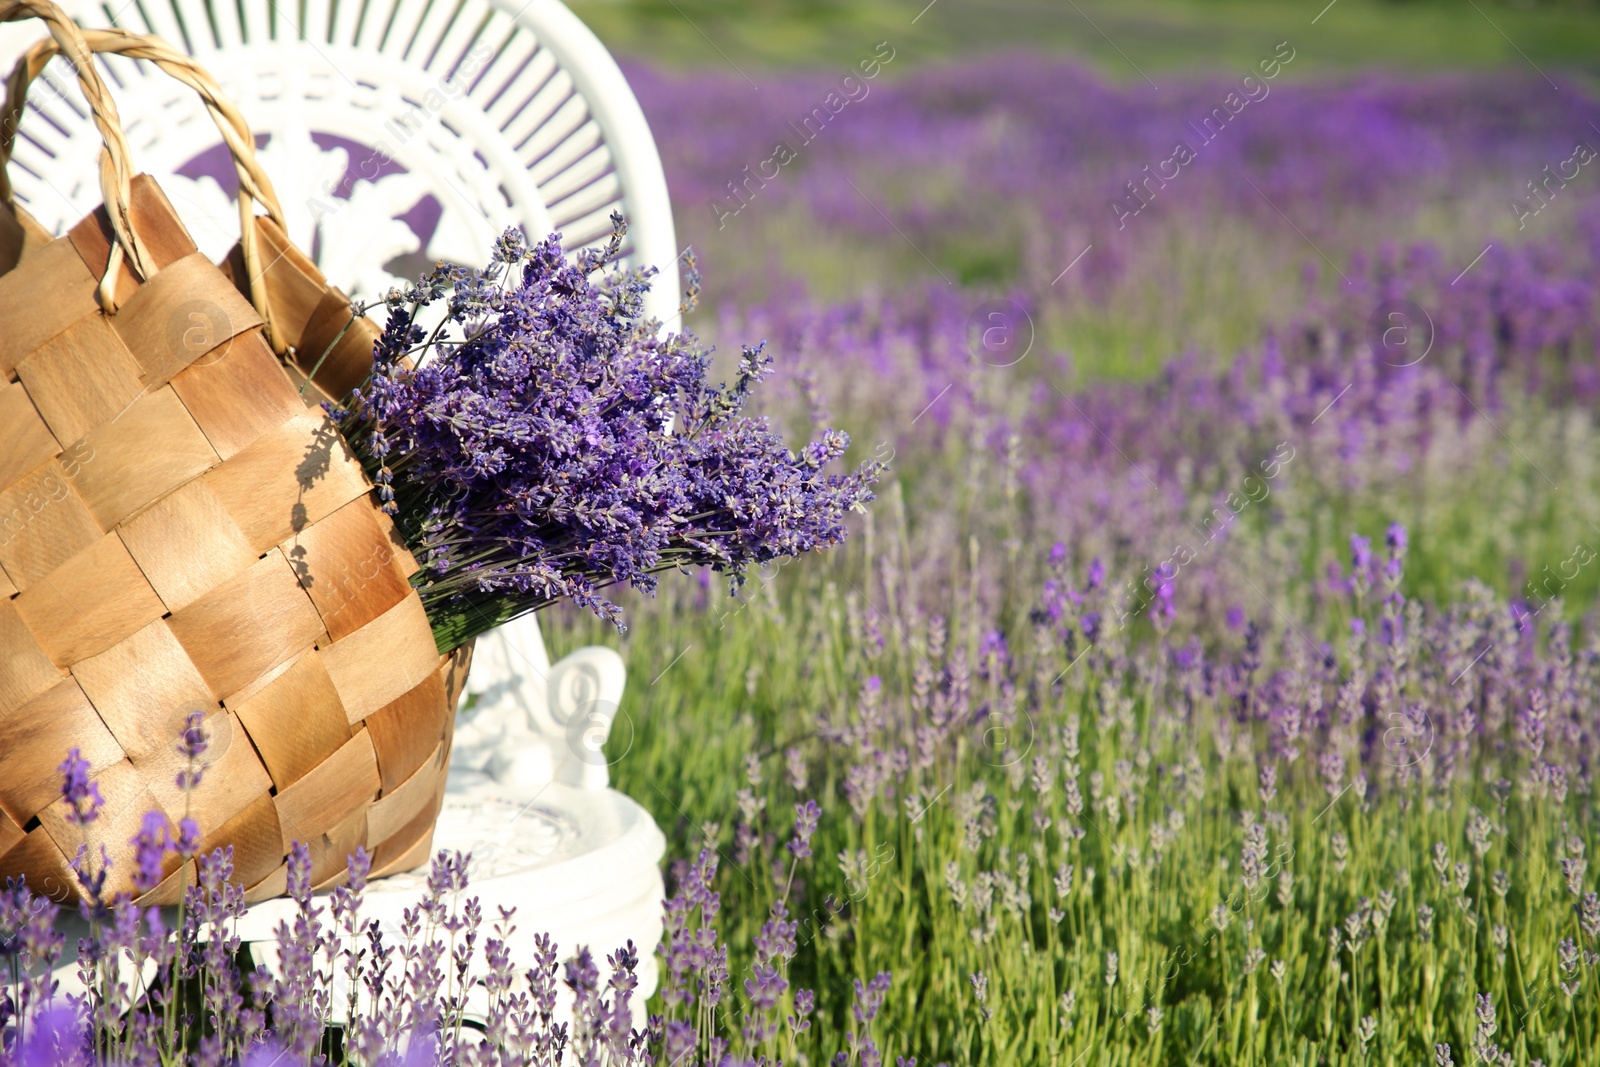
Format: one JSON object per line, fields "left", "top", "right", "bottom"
{"left": 243, "top": 862, "right": 288, "bottom": 905}
{"left": 0, "top": 240, "right": 99, "bottom": 378}
{"left": 248, "top": 216, "right": 330, "bottom": 350}
{"left": 274, "top": 731, "right": 379, "bottom": 858}
{"left": 284, "top": 498, "right": 414, "bottom": 641}
{"left": 374, "top": 508, "right": 421, "bottom": 578}
{"left": 232, "top": 650, "right": 352, "bottom": 791}
{"left": 67, "top": 174, "right": 200, "bottom": 310}
{"left": 441, "top": 644, "right": 473, "bottom": 714}
{"left": 166, "top": 550, "right": 326, "bottom": 702}
{"left": 0, "top": 599, "right": 66, "bottom": 717}
{"left": 14, "top": 207, "right": 52, "bottom": 252}
{"left": 198, "top": 793, "right": 283, "bottom": 892}
{"left": 169, "top": 330, "right": 311, "bottom": 460}
{"left": 140, "top": 711, "right": 273, "bottom": 839}
{"left": 295, "top": 285, "right": 379, "bottom": 401}
{"left": 370, "top": 784, "right": 440, "bottom": 877}
{"left": 12, "top": 533, "right": 167, "bottom": 666}
{"left": 112, "top": 252, "right": 263, "bottom": 388}
{"left": 214, "top": 644, "right": 311, "bottom": 711}
{"left": 0, "top": 203, "right": 24, "bottom": 278}
{"left": 320, "top": 594, "right": 440, "bottom": 725}
{"left": 365, "top": 739, "right": 444, "bottom": 843}
{"left": 0, "top": 826, "right": 76, "bottom": 905}
{"left": 363, "top": 670, "right": 447, "bottom": 793}
{"left": 0, "top": 382, "right": 61, "bottom": 490}
{"left": 117, "top": 479, "right": 257, "bottom": 613}
{"left": 70, "top": 387, "right": 219, "bottom": 530}
{"left": 71, "top": 620, "right": 218, "bottom": 762}
{"left": 134, "top": 858, "right": 196, "bottom": 907}
{"left": 308, "top": 808, "right": 368, "bottom": 890}
{"left": 15, "top": 315, "right": 146, "bottom": 448}
{"left": 0, "top": 460, "right": 105, "bottom": 591}
{"left": 0, "top": 678, "right": 121, "bottom": 827}
{"left": 203, "top": 415, "right": 372, "bottom": 553}
{"left": 37, "top": 759, "right": 169, "bottom": 902}
{"left": 0, "top": 808, "right": 22, "bottom": 861}
{"left": 372, "top": 827, "right": 434, "bottom": 879}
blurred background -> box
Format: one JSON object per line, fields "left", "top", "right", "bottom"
{"left": 544, "top": 0, "right": 1600, "bottom": 621}
{"left": 556, "top": 9, "right": 1600, "bottom": 1061}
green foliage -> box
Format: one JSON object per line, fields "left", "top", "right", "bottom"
{"left": 569, "top": 0, "right": 1600, "bottom": 77}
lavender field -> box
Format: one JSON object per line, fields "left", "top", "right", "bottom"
{"left": 7, "top": 4, "right": 1600, "bottom": 1066}
{"left": 550, "top": 32, "right": 1600, "bottom": 1067}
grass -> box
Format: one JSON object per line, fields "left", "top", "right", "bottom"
{"left": 547, "top": 455, "right": 1600, "bottom": 1064}
{"left": 528, "top": 4, "right": 1600, "bottom": 1062}
{"left": 568, "top": 0, "right": 1600, "bottom": 79}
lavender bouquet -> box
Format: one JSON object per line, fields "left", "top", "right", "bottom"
{"left": 327, "top": 217, "right": 881, "bottom": 652}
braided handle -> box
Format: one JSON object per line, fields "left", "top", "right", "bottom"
{"left": 0, "top": 1, "right": 286, "bottom": 350}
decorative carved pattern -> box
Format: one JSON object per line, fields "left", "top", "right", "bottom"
{"left": 374, "top": 794, "right": 574, "bottom": 890}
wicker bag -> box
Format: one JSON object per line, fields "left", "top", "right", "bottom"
{"left": 0, "top": 0, "right": 471, "bottom": 906}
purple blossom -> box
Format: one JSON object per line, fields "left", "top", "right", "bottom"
{"left": 175, "top": 711, "right": 209, "bottom": 790}
{"left": 11, "top": 1002, "right": 89, "bottom": 1067}
{"left": 58, "top": 749, "right": 102, "bottom": 828}
{"left": 1386, "top": 522, "right": 1409, "bottom": 556}
{"left": 332, "top": 218, "right": 881, "bottom": 650}
{"left": 788, "top": 800, "right": 822, "bottom": 860}
{"left": 130, "top": 812, "right": 172, "bottom": 895}
{"left": 977, "top": 630, "right": 1010, "bottom": 679}
{"left": 1350, "top": 534, "right": 1373, "bottom": 572}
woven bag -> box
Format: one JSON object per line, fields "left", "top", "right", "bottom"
{"left": 0, "top": 0, "right": 472, "bottom": 906}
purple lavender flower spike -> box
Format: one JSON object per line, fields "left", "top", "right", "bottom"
{"left": 130, "top": 812, "right": 171, "bottom": 895}
{"left": 175, "top": 711, "right": 210, "bottom": 791}
{"left": 1350, "top": 535, "right": 1373, "bottom": 571}
{"left": 14, "top": 1002, "right": 90, "bottom": 1067}
{"left": 331, "top": 219, "right": 881, "bottom": 651}
{"left": 58, "top": 750, "right": 102, "bottom": 828}
{"left": 788, "top": 800, "right": 822, "bottom": 860}
{"left": 1386, "top": 521, "right": 1408, "bottom": 556}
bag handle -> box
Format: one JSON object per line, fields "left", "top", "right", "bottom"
{"left": 0, "top": 0, "right": 287, "bottom": 350}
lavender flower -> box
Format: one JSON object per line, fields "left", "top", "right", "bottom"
{"left": 175, "top": 710, "right": 209, "bottom": 791}
{"left": 788, "top": 799, "right": 822, "bottom": 860}
{"left": 1351, "top": 535, "right": 1373, "bottom": 572}
{"left": 58, "top": 749, "right": 102, "bottom": 828}
{"left": 130, "top": 812, "right": 171, "bottom": 895}
{"left": 332, "top": 218, "right": 881, "bottom": 650}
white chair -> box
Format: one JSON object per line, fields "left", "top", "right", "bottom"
{"left": 2, "top": 0, "right": 676, "bottom": 1018}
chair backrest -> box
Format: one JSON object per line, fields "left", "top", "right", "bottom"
{"left": 0, "top": 0, "right": 680, "bottom": 327}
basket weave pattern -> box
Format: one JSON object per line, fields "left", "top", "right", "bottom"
{"left": 0, "top": 162, "right": 470, "bottom": 903}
